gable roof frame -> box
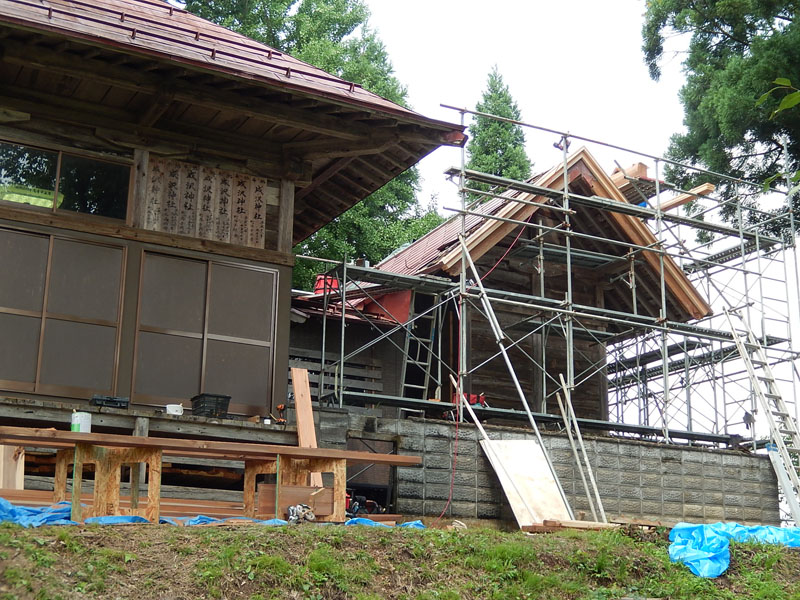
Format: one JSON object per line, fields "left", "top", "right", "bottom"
{"left": 383, "top": 147, "right": 711, "bottom": 321}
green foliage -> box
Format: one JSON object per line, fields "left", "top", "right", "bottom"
{"left": 642, "top": 1, "right": 800, "bottom": 235}
{"left": 182, "top": 0, "right": 444, "bottom": 289}
{"left": 466, "top": 66, "right": 532, "bottom": 200}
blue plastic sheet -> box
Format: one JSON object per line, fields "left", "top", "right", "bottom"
{"left": 84, "top": 515, "right": 150, "bottom": 525}
{"left": 345, "top": 517, "right": 426, "bottom": 529}
{"left": 397, "top": 519, "right": 426, "bottom": 529}
{"left": 345, "top": 517, "right": 392, "bottom": 528}
{"left": 0, "top": 498, "right": 77, "bottom": 528}
{"left": 159, "top": 515, "right": 288, "bottom": 527}
{"left": 669, "top": 522, "right": 800, "bottom": 578}
{"left": 1, "top": 497, "right": 422, "bottom": 530}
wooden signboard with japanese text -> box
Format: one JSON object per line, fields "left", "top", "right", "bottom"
{"left": 141, "top": 158, "right": 279, "bottom": 249}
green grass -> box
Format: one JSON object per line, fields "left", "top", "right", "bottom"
{"left": 0, "top": 523, "right": 798, "bottom": 599}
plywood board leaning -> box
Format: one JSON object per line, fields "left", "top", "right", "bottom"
{"left": 291, "top": 367, "right": 323, "bottom": 487}
{"left": 480, "top": 439, "right": 572, "bottom": 527}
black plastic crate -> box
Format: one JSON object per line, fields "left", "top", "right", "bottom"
{"left": 90, "top": 395, "right": 130, "bottom": 409}
{"left": 191, "top": 393, "right": 231, "bottom": 418}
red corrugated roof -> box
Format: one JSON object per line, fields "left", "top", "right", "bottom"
{"left": 0, "top": 0, "right": 456, "bottom": 129}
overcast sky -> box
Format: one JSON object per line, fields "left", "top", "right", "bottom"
{"left": 364, "top": 0, "right": 688, "bottom": 213}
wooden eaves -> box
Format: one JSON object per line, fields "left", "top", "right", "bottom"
{"left": 0, "top": 0, "right": 466, "bottom": 244}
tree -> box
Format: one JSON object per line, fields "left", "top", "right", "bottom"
{"left": 642, "top": 1, "right": 800, "bottom": 232}
{"left": 183, "top": 0, "right": 444, "bottom": 288}
{"left": 466, "top": 66, "right": 532, "bottom": 196}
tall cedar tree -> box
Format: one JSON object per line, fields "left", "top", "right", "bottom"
{"left": 183, "top": 0, "right": 443, "bottom": 288}
{"left": 466, "top": 67, "right": 532, "bottom": 198}
{"left": 642, "top": 1, "right": 800, "bottom": 234}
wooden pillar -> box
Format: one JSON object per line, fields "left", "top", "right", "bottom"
{"left": 53, "top": 449, "right": 71, "bottom": 502}
{"left": 277, "top": 179, "right": 295, "bottom": 253}
{"left": 129, "top": 416, "right": 149, "bottom": 507}
{"left": 145, "top": 448, "right": 162, "bottom": 523}
{"left": 70, "top": 443, "right": 89, "bottom": 522}
{"left": 131, "top": 149, "right": 150, "bottom": 228}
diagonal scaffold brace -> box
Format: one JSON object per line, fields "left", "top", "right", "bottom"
{"left": 458, "top": 235, "right": 574, "bottom": 519}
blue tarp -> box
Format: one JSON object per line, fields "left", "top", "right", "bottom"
{"left": 345, "top": 517, "right": 426, "bottom": 529}
{"left": 0, "top": 498, "right": 78, "bottom": 528}
{"left": 1, "top": 497, "right": 424, "bottom": 529}
{"left": 84, "top": 515, "right": 150, "bottom": 525}
{"left": 159, "top": 515, "right": 288, "bottom": 527}
{"left": 669, "top": 522, "right": 800, "bottom": 578}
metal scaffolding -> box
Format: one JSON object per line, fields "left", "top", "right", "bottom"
{"left": 294, "top": 106, "right": 800, "bottom": 453}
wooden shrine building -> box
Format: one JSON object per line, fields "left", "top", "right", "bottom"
{"left": 291, "top": 148, "right": 712, "bottom": 421}
{"left": 0, "top": 0, "right": 464, "bottom": 416}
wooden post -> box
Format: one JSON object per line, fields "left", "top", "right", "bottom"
{"left": 129, "top": 416, "right": 149, "bottom": 508}
{"left": 53, "top": 449, "right": 71, "bottom": 502}
{"left": 277, "top": 179, "right": 295, "bottom": 253}
{"left": 0, "top": 445, "right": 24, "bottom": 490}
{"left": 131, "top": 149, "right": 150, "bottom": 228}
{"left": 243, "top": 460, "right": 257, "bottom": 518}
{"left": 71, "top": 443, "right": 89, "bottom": 522}
{"left": 146, "top": 448, "right": 161, "bottom": 523}
{"left": 331, "top": 458, "right": 346, "bottom": 522}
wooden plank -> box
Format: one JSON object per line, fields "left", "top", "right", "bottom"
{"left": 0, "top": 426, "right": 422, "bottom": 466}
{"left": 541, "top": 519, "right": 619, "bottom": 530}
{"left": 230, "top": 172, "right": 251, "bottom": 246}
{"left": 291, "top": 367, "right": 322, "bottom": 486}
{"left": 288, "top": 358, "right": 381, "bottom": 380}
{"left": 480, "top": 439, "right": 571, "bottom": 528}
{"left": 248, "top": 176, "right": 268, "bottom": 249}
{"left": 288, "top": 347, "right": 380, "bottom": 367}
{"left": 0, "top": 445, "right": 24, "bottom": 490}
{"left": 658, "top": 182, "right": 715, "bottom": 212}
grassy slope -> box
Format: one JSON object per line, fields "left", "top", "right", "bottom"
{"left": 1, "top": 523, "right": 799, "bottom": 599}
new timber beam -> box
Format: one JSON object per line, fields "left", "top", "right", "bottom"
{"left": 445, "top": 167, "right": 783, "bottom": 245}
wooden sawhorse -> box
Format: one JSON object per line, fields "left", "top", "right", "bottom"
{"left": 54, "top": 443, "right": 162, "bottom": 522}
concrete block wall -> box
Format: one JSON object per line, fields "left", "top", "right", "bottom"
{"left": 315, "top": 407, "right": 780, "bottom": 525}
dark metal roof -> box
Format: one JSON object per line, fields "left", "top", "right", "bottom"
{"left": 0, "top": 0, "right": 454, "bottom": 127}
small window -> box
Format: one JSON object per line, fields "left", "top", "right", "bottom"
{"left": 0, "top": 141, "right": 58, "bottom": 209}
{"left": 59, "top": 153, "right": 129, "bottom": 220}
{"left": 0, "top": 140, "right": 130, "bottom": 220}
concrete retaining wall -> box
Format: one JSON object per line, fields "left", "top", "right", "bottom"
{"left": 315, "top": 407, "right": 781, "bottom": 526}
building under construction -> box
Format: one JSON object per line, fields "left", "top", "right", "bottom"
{"left": 289, "top": 109, "right": 800, "bottom": 525}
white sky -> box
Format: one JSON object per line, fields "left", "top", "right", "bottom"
{"left": 365, "top": 0, "right": 689, "bottom": 213}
